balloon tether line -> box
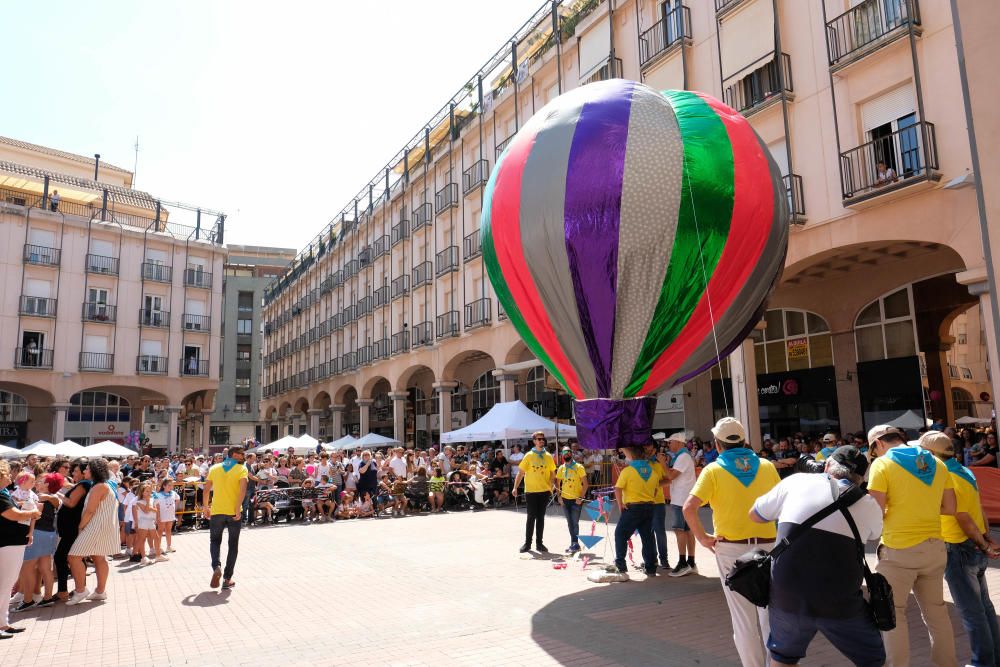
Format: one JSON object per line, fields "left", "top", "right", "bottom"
{"left": 683, "top": 163, "right": 729, "bottom": 416}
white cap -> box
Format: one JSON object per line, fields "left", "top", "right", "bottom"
{"left": 652, "top": 432, "right": 666, "bottom": 441}
{"left": 711, "top": 417, "right": 746, "bottom": 444}
{"left": 867, "top": 424, "right": 897, "bottom": 446}
{"left": 822, "top": 433, "right": 837, "bottom": 444}
{"left": 666, "top": 432, "right": 687, "bottom": 444}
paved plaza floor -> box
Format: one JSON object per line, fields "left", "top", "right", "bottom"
{"left": 2, "top": 507, "right": 997, "bottom": 666}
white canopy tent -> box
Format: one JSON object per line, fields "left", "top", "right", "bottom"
{"left": 440, "top": 400, "right": 577, "bottom": 443}
{"left": 297, "top": 434, "right": 320, "bottom": 452}
{"left": 353, "top": 433, "right": 401, "bottom": 449}
{"left": 83, "top": 441, "right": 137, "bottom": 458}
{"left": 886, "top": 409, "right": 931, "bottom": 430}
{"left": 19, "top": 440, "right": 87, "bottom": 458}
{"left": 956, "top": 415, "right": 992, "bottom": 425}
{"left": 327, "top": 435, "right": 358, "bottom": 451}
{"left": 251, "top": 434, "right": 300, "bottom": 455}
{"left": 0, "top": 444, "right": 20, "bottom": 459}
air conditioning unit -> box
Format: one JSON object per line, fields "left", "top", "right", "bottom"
{"left": 147, "top": 423, "right": 159, "bottom": 432}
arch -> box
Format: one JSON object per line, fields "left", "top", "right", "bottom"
{"left": 395, "top": 364, "right": 436, "bottom": 393}
{"left": 952, "top": 387, "right": 974, "bottom": 418}
{"left": 293, "top": 396, "right": 310, "bottom": 415}
{"left": 504, "top": 339, "right": 533, "bottom": 366}
{"left": 312, "top": 391, "right": 332, "bottom": 411}
{"left": 334, "top": 383, "right": 358, "bottom": 405}
{"left": 854, "top": 285, "right": 919, "bottom": 363}
{"left": 442, "top": 349, "right": 497, "bottom": 382}
{"left": 264, "top": 405, "right": 278, "bottom": 421}
{"left": 0, "top": 382, "right": 55, "bottom": 409}
{"left": 278, "top": 401, "right": 292, "bottom": 418}
{"left": 361, "top": 375, "right": 391, "bottom": 399}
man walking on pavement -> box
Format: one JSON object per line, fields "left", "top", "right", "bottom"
{"left": 203, "top": 445, "right": 248, "bottom": 590}
{"left": 555, "top": 446, "right": 588, "bottom": 555}
{"left": 513, "top": 431, "right": 556, "bottom": 553}
{"left": 867, "top": 424, "right": 958, "bottom": 667}
{"left": 663, "top": 432, "right": 698, "bottom": 577}
{"left": 683, "top": 417, "right": 780, "bottom": 667}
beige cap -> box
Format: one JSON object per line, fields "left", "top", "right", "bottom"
{"left": 867, "top": 424, "right": 897, "bottom": 446}
{"left": 666, "top": 432, "right": 687, "bottom": 444}
{"left": 919, "top": 430, "right": 954, "bottom": 457}
{"left": 711, "top": 417, "right": 746, "bottom": 444}
{"left": 822, "top": 433, "right": 837, "bottom": 444}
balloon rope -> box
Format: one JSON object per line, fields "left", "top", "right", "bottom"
{"left": 683, "top": 163, "right": 729, "bottom": 415}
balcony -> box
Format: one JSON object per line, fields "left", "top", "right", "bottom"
{"left": 463, "top": 159, "right": 490, "bottom": 195}
{"left": 86, "top": 254, "right": 120, "bottom": 276}
{"left": 357, "top": 296, "right": 373, "bottom": 316}
{"left": 463, "top": 229, "right": 482, "bottom": 261}
{"left": 412, "top": 321, "right": 433, "bottom": 348}
{"left": 783, "top": 174, "right": 806, "bottom": 224}
{"left": 23, "top": 244, "right": 61, "bottom": 267}
{"left": 136, "top": 355, "right": 167, "bottom": 375}
{"left": 391, "top": 275, "right": 410, "bottom": 299}
{"left": 372, "top": 235, "right": 390, "bottom": 259}
{"left": 330, "top": 313, "right": 342, "bottom": 331}
{"left": 496, "top": 135, "right": 515, "bottom": 158}
{"left": 320, "top": 275, "right": 334, "bottom": 294}
{"left": 639, "top": 6, "right": 691, "bottom": 69}
{"left": 391, "top": 330, "right": 410, "bottom": 354}
{"left": 182, "top": 313, "right": 212, "bottom": 332}
{"left": 715, "top": 0, "right": 747, "bottom": 14}
{"left": 584, "top": 57, "right": 623, "bottom": 86}
{"left": 140, "top": 309, "right": 170, "bottom": 328}
{"left": 82, "top": 302, "right": 117, "bottom": 323}
{"left": 412, "top": 261, "right": 433, "bottom": 288}
{"left": 358, "top": 247, "right": 372, "bottom": 268}
{"left": 184, "top": 268, "right": 213, "bottom": 289}
{"left": 465, "top": 298, "right": 492, "bottom": 330}
{"left": 79, "top": 352, "right": 114, "bottom": 373}
{"left": 391, "top": 220, "right": 410, "bottom": 246}
{"left": 142, "top": 262, "right": 172, "bottom": 283}
{"left": 15, "top": 347, "right": 53, "bottom": 369}
{"left": 498, "top": 303, "right": 508, "bottom": 321}
{"left": 341, "top": 352, "right": 358, "bottom": 372}
{"left": 373, "top": 337, "right": 390, "bottom": 360}
{"left": 839, "top": 121, "right": 938, "bottom": 205}
{"left": 181, "top": 359, "right": 210, "bottom": 377}
{"left": 435, "top": 246, "right": 459, "bottom": 277}
{"left": 342, "top": 304, "right": 358, "bottom": 323}
{"left": 412, "top": 202, "right": 433, "bottom": 232}
{"left": 332, "top": 270, "right": 345, "bottom": 288}
{"left": 344, "top": 259, "right": 360, "bottom": 278}
{"left": 723, "top": 53, "right": 792, "bottom": 116}
{"left": 19, "top": 296, "right": 56, "bottom": 317}
{"left": 436, "top": 311, "right": 460, "bottom": 339}
{"left": 826, "top": 0, "right": 919, "bottom": 69}
{"left": 357, "top": 345, "right": 373, "bottom": 366}
{"left": 374, "top": 285, "right": 390, "bottom": 308}
{"left": 435, "top": 183, "right": 459, "bottom": 216}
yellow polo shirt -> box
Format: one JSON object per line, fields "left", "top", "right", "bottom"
{"left": 518, "top": 449, "right": 556, "bottom": 493}
{"left": 615, "top": 461, "right": 665, "bottom": 505}
{"left": 556, "top": 463, "right": 587, "bottom": 500}
{"left": 868, "top": 449, "right": 954, "bottom": 549}
{"left": 941, "top": 466, "right": 986, "bottom": 544}
{"left": 206, "top": 463, "right": 249, "bottom": 516}
{"left": 690, "top": 459, "right": 779, "bottom": 541}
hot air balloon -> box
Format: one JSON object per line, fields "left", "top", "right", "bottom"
{"left": 482, "top": 80, "right": 788, "bottom": 450}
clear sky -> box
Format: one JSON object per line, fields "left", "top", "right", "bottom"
{"left": 4, "top": 0, "right": 545, "bottom": 250}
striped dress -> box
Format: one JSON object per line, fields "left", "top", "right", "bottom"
{"left": 69, "top": 482, "right": 120, "bottom": 556}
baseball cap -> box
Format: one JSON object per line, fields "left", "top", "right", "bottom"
{"left": 867, "top": 424, "right": 897, "bottom": 446}
{"left": 711, "top": 417, "right": 746, "bottom": 444}
{"left": 666, "top": 432, "right": 687, "bottom": 444}
{"left": 651, "top": 432, "right": 666, "bottom": 441}
{"left": 829, "top": 445, "right": 869, "bottom": 477}
{"left": 822, "top": 433, "right": 837, "bottom": 444}
{"left": 918, "top": 430, "right": 954, "bottom": 457}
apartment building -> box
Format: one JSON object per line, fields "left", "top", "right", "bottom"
{"left": 260, "top": 0, "right": 1000, "bottom": 444}
{"left": 0, "top": 136, "right": 227, "bottom": 451}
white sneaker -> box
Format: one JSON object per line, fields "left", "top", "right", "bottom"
{"left": 141, "top": 557, "right": 152, "bottom": 566}
{"left": 154, "top": 555, "right": 169, "bottom": 563}
{"left": 9, "top": 593, "right": 23, "bottom": 606}
{"left": 167, "top": 547, "right": 176, "bottom": 553}
{"left": 66, "top": 589, "right": 91, "bottom": 606}
{"left": 32, "top": 593, "right": 43, "bottom": 603}
{"left": 87, "top": 591, "right": 107, "bottom": 601}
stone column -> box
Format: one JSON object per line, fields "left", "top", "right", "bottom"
{"left": 166, "top": 406, "right": 182, "bottom": 454}
{"left": 357, "top": 399, "right": 374, "bottom": 435}
{"left": 681, "top": 374, "right": 713, "bottom": 440}
{"left": 433, "top": 381, "right": 458, "bottom": 438}
{"left": 277, "top": 417, "right": 288, "bottom": 438}
{"left": 831, "top": 331, "right": 863, "bottom": 435}
{"left": 50, "top": 403, "right": 70, "bottom": 443}
{"left": 178, "top": 418, "right": 188, "bottom": 451}
{"left": 389, "top": 392, "right": 408, "bottom": 443}
{"left": 492, "top": 371, "right": 518, "bottom": 403}
{"left": 922, "top": 339, "right": 955, "bottom": 424}
{"left": 728, "top": 339, "right": 761, "bottom": 450}
{"left": 969, "top": 281, "right": 1000, "bottom": 414}
{"left": 330, "top": 404, "right": 345, "bottom": 438}
{"left": 202, "top": 412, "right": 211, "bottom": 453}
{"left": 307, "top": 409, "right": 324, "bottom": 437}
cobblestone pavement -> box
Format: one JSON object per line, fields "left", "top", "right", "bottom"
{"left": 1, "top": 507, "right": 997, "bottom": 666}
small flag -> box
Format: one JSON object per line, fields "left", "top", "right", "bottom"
{"left": 584, "top": 507, "right": 606, "bottom": 522}
{"left": 578, "top": 534, "right": 604, "bottom": 550}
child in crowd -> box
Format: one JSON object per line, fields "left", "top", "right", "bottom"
{"left": 301, "top": 478, "right": 318, "bottom": 522}
{"left": 155, "top": 478, "right": 179, "bottom": 553}
{"left": 390, "top": 474, "right": 409, "bottom": 517}
{"left": 133, "top": 482, "right": 166, "bottom": 564}
{"left": 12, "top": 472, "right": 37, "bottom": 525}
{"left": 344, "top": 463, "right": 358, "bottom": 493}
{"left": 336, "top": 491, "right": 358, "bottom": 520}
{"left": 122, "top": 478, "right": 139, "bottom": 561}
{"left": 429, "top": 467, "right": 446, "bottom": 513}
{"left": 357, "top": 492, "right": 375, "bottom": 519}
{"left": 316, "top": 476, "right": 336, "bottom": 522}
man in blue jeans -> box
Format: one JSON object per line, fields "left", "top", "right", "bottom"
{"left": 203, "top": 445, "right": 248, "bottom": 590}
{"left": 922, "top": 431, "right": 1000, "bottom": 666}
{"left": 555, "top": 448, "right": 589, "bottom": 554}
{"left": 611, "top": 446, "right": 664, "bottom": 576}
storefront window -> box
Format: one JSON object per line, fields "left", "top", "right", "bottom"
{"left": 0, "top": 391, "right": 28, "bottom": 422}
{"left": 68, "top": 391, "right": 131, "bottom": 422}
{"left": 854, "top": 286, "right": 918, "bottom": 362}
{"left": 472, "top": 372, "right": 500, "bottom": 414}
{"left": 752, "top": 309, "right": 834, "bottom": 373}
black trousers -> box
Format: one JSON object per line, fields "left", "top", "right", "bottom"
{"left": 55, "top": 530, "right": 77, "bottom": 593}
{"left": 209, "top": 515, "right": 241, "bottom": 580}
{"left": 524, "top": 492, "right": 550, "bottom": 546}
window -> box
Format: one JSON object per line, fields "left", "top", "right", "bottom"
{"left": 952, "top": 388, "right": 974, "bottom": 418}
{"left": 238, "top": 291, "right": 254, "bottom": 314}
{"left": 209, "top": 426, "right": 230, "bottom": 446}
{"left": 472, "top": 372, "right": 500, "bottom": 414}
{"left": 68, "top": 391, "right": 130, "bottom": 422}
{"left": 236, "top": 346, "right": 252, "bottom": 362}
{"left": 237, "top": 319, "right": 253, "bottom": 335}
{"left": 0, "top": 391, "right": 28, "bottom": 422}
{"left": 750, "top": 309, "right": 834, "bottom": 373}
{"left": 234, "top": 378, "right": 251, "bottom": 389}
{"left": 854, "top": 286, "right": 918, "bottom": 362}
{"left": 524, "top": 366, "right": 546, "bottom": 404}
{"left": 234, "top": 398, "right": 251, "bottom": 414}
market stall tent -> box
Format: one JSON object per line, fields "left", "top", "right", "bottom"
{"left": 440, "top": 400, "right": 576, "bottom": 443}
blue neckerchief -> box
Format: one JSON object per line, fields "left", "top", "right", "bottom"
{"left": 560, "top": 460, "right": 578, "bottom": 480}
{"left": 715, "top": 448, "right": 761, "bottom": 488}
{"left": 671, "top": 448, "right": 691, "bottom": 465}
{"left": 629, "top": 460, "right": 653, "bottom": 482}
{"left": 0, "top": 488, "right": 10, "bottom": 503}
{"left": 106, "top": 480, "right": 118, "bottom": 495}
{"left": 221, "top": 458, "right": 239, "bottom": 473}
{"left": 818, "top": 447, "right": 836, "bottom": 459}
{"left": 944, "top": 458, "right": 978, "bottom": 491}
{"left": 883, "top": 445, "right": 938, "bottom": 486}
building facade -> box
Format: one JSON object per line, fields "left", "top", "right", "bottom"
{"left": 0, "top": 136, "right": 227, "bottom": 451}
{"left": 261, "top": 0, "right": 1000, "bottom": 444}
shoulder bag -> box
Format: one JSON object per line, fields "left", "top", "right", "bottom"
{"left": 839, "top": 505, "right": 896, "bottom": 630}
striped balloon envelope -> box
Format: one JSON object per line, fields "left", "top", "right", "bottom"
{"left": 482, "top": 80, "right": 788, "bottom": 449}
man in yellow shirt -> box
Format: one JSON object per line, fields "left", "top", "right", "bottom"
{"left": 920, "top": 430, "right": 1000, "bottom": 666}
{"left": 867, "top": 424, "right": 957, "bottom": 667}
{"left": 612, "top": 445, "right": 664, "bottom": 576}
{"left": 513, "top": 431, "right": 556, "bottom": 553}
{"left": 203, "top": 445, "right": 248, "bottom": 590}
{"left": 555, "top": 448, "right": 589, "bottom": 554}
{"left": 683, "top": 417, "right": 780, "bottom": 667}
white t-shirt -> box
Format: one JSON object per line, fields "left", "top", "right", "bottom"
{"left": 123, "top": 492, "right": 138, "bottom": 524}
{"left": 751, "top": 474, "right": 883, "bottom": 542}
{"left": 669, "top": 450, "right": 696, "bottom": 507}
{"left": 388, "top": 457, "right": 407, "bottom": 478}
{"left": 314, "top": 463, "right": 332, "bottom": 482}
{"left": 154, "top": 491, "right": 180, "bottom": 522}
{"left": 350, "top": 455, "right": 363, "bottom": 471}
{"left": 437, "top": 453, "right": 452, "bottom": 474}
{"left": 509, "top": 452, "right": 525, "bottom": 465}
{"left": 12, "top": 489, "right": 37, "bottom": 526}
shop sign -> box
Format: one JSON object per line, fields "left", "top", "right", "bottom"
{"left": 787, "top": 337, "right": 809, "bottom": 360}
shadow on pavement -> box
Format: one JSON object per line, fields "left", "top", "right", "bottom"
{"left": 181, "top": 591, "right": 232, "bottom": 607}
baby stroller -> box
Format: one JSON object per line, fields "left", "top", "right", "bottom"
{"left": 405, "top": 479, "right": 431, "bottom": 513}
{"left": 444, "top": 478, "right": 474, "bottom": 511}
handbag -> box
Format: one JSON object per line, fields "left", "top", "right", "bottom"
{"left": 725, "top": 484, "right": 866, "bottom": 608}
{"left": 839, "top": 506, "right": 896, "bottom": 630}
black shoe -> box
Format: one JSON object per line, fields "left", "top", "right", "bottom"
{"left": 645, "top": 569, "right": 658, "bottom": 577}
{"left": 35, "top": 597, "right": 57, "bottom": 608}
{"left": 129, "top": 554, "right": 141, "bottom": 563}
{"left": 536, "top": 544, "right": 548, "bottom": 553}
{"left": 3, "top": 626, "right": 25, "bottom": 633}
{"left": 519, "top": 544, "right": 531, "bottom": 553}
{"left": 11, "top": 602, "right": 34, "bottom": 613}
{"left": 0, "top": 632, "right": 11, "bottom": 640}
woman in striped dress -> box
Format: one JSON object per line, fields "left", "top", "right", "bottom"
{"left": 66, "top": 458, "right": 120, "bottom": 605}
